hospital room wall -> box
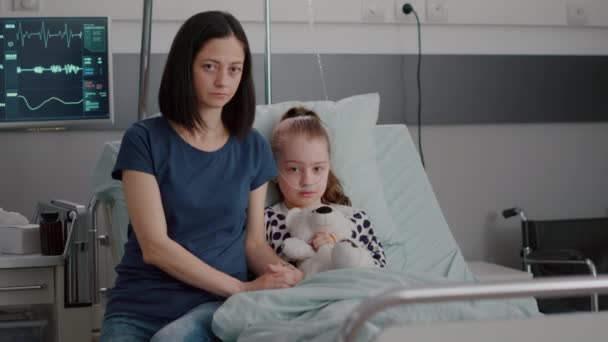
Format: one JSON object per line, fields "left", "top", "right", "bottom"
{"left": 0, "top": 0, "right": 607, "bottom": 268}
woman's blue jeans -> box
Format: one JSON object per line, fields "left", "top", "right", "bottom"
{"left": 100, "top": 301, "right": 222, "bottom": 342}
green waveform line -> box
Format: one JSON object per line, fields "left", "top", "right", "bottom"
{"left": 17, "top": 64, "right": 83, "bottom": 75}
{"left": 15, "top": 21, "right": 83, "bottom": 48}
{"left": 17, "top": 95, "right": 84, "bottom": 111}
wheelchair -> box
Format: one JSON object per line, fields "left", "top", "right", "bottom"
{"left": 502, "top": 207, "right": 608, "bottom": 313}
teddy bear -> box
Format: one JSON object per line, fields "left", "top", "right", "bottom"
{"left": 281, "top": 205, "right": 376, "bottom": 277}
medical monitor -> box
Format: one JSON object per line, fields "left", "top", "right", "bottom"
{"left": 0, "top": 17, "right": 112, "bottom": 130}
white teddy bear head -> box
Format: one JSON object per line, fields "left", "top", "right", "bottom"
{"left": 285, "top": 205, "right": 354, "bottom": 242}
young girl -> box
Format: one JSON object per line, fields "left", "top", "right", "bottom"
{"left": 265, "top": 107, "right": 387, "bottom": 274}
{"left": 101, "top": 11, "right": 302, "bottom": 342}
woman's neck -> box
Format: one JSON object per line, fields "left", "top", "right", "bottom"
{"left": 173, "top": 121, "right": 227, "bottom": 141}
{"left": 169, "top": 108, "right": 229, "bottom": 152}
{"left": 193, "top": 107, "right": 227, "bottom": 139}
{"left": 199, "top": 107, "right": 223, "bottom": 128}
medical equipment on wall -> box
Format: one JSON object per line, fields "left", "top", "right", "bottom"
{"left": 0, "top": 17, "right": 113, "bottom": 130}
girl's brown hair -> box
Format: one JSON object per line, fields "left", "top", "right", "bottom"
{"left": 271, "top": 107, "right": 351, "bottom": 206}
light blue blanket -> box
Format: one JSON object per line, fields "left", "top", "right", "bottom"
{"left": 212, "top": 268, "right": 539, "bottom": 342}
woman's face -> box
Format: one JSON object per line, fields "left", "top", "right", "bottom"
{"left": 192, "top": 35, "right": 245, "bottom": 111}
{"left": 277, "top": 135, "right": 330, "bottom": 209}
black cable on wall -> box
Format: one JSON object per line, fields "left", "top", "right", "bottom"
{"left": 403, "top": 3, "right": 425, "bottom": 169}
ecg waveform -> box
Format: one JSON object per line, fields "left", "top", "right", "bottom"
{"left": 13, "top": 94, "right": 84, "bottom": 111}
{"left": 17, "top": 64, "right": 83, "bottom": 75}
{"left": 14, "top": 21, "right": 83, "bottom": 48}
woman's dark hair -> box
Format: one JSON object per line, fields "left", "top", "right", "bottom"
{"left": 271, "top": 107, "right": 352, "bottom": 206}
{"left": 158, "top": 11, "right": 255, "bottom": 138}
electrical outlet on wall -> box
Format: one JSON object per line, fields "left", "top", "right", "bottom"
{"left": 566, "top": 3, "right": 588, "bottom": 26}
{"left": 13, "top": 0, "right": 40, "bottom": 12}
{"left": 426, "top": 0, "right": 447, "bottom": 22}
{"left": 395, "top": 0, "right": 424, "bottom": 22}
{"left": 362, "top": 0, "right": 387, "bottom": 22}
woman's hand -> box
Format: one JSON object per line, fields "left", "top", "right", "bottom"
{"left": 241, "top": 272, "right": 290, "bottom": 292}
{"left": 240, "top": 262, "right": 303, "bottom": 293}
{"left": 309, "top": 232, "right": 337, "bottom": 251}
{"left": 268, "top": 262, "right": 303, "bottom": 285}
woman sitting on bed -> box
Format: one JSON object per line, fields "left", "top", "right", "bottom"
{"left": 101, "top": 11, "right": 302, "bottom": 342}
{"left": 265, "top": 107, "right": 387, "bottom": 271}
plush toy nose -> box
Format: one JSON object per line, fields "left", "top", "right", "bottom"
{"left": 314, "top": 206, "right": 333, "bottom": 214}
{"left": 313, "top": 206, "right": 334, "bottom": 226}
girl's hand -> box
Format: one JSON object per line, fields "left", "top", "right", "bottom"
{"left": 309, "top": 232, "right": 337, "bottom": 251}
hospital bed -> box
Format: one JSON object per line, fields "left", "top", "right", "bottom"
{"left": 90, "top": 94, "right": 608, "bottom": 340}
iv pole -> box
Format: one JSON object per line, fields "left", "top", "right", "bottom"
{"left": 264, "top": 0, "right": 272, "bottom": 104}
{"left": 137, "top": 0, "right": 153, "bottom": 120}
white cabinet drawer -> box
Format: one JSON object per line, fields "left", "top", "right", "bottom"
{"left": 0, "top": 267, "right": 54, "bottom": 305}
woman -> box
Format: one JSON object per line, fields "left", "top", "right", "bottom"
{"left": 101, "top": 11, "right": 302, "bottom": 342}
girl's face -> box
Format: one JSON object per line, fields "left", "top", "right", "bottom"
{"left": 192, "top": 36, "right": 245, "bottom": 112}
{"left": 277, "top": 135, "right": 330, "bottom": 209}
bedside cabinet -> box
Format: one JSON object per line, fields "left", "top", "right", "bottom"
{"left": 0, "top": 254, "right": 92, "bottom": 342}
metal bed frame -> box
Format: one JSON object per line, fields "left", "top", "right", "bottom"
{"left": 340, "top": 276, "right": 608, "bottom": 341}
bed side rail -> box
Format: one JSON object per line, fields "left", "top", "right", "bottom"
{"left": 340, "top": 275, "right": 608, "bottom": 342}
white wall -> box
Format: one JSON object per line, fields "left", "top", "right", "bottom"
{"left": 1, "top": 0, "right": 608, "bottom": 54}
{"left": 411, "top": 123, "right": 608, "bottom": 266}
{"left": 1, "top": 0, "right": 607, "bottom": 267}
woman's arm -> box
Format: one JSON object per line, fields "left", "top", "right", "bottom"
{"left": 245, "top": 183, "right": 303, "bottom": 283}
{"left": 123, "top": 170, "right": 290, "bottom": 296}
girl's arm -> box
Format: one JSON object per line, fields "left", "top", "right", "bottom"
{"left": 264, "top": 206, "right": 289, "bottom": 258}
{"left": 123, "top": 170, "right": 291, "bottom": 296}
{"left": 351, "top": 210, "right": 387, "bottom": 268}
{"left": 245, "top": 183, "right": 303, "bottom": 283}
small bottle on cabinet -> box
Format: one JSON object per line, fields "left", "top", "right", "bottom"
{"left": 39, "top": 212, "right": 63, "bottom": 255}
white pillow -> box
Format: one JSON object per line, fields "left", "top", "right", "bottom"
{"left": 254, "top": 93, "right": 399, "bottom": 246}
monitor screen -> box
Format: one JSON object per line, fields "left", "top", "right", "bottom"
{"left": 0, "top": 17, "right": 112, "bottom": 130}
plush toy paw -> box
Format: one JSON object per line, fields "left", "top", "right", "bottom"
{"left": 282, "top": 237, "right": 315, "bottom": 261}
{"left": 332, "top": 239, "right": 376, "bottom": 269}
{"left": 296, "top": 244, "right": 334, "bottom": 278}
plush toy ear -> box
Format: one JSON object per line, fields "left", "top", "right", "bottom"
{"left": 285, "top": 207, "right": 302, "bottom": 229}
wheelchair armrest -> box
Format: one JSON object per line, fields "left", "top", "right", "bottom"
{"left": 526, "top": 249, "right": 588, "bottom": 262}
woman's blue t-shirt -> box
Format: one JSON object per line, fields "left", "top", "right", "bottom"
{"left": 106, "top": 115, "right": 277, "bottom": 320}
